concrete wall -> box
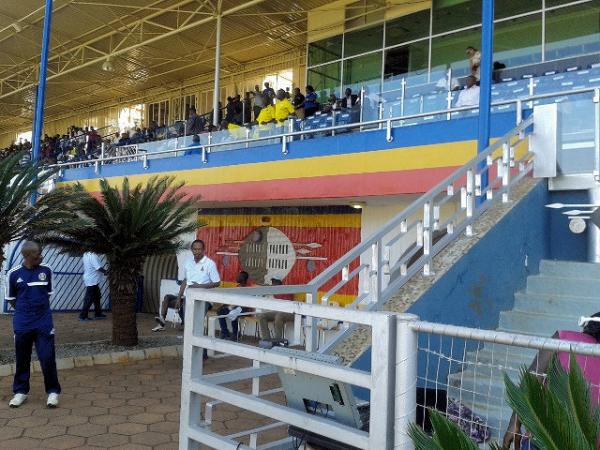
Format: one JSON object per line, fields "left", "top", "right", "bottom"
{"left": 351, "top": 180, "right": 553, "bottom": 397}
{"left": 548, "top": 189, "right": 589, "bottom": 262}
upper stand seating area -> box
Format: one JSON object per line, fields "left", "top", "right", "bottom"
{"left": 57, "top": 55, "right": 600, "bottom": 168}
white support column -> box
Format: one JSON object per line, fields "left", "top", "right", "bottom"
{"left": 212, "top": 3, "right": 223, "bottom": 128}
{"left": 394, "top": 314, "right": 419, "bottom": 450}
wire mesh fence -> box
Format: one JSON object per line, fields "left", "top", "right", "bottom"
{"left": 410, "top": 322, "right": 600, "bottom": 449}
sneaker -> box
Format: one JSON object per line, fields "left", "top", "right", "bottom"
{"left": 155, "top": 316, "right": 166, "bottom": 327}
{"left": 94, "top": 314, "right": 107, "bottom": 320}
{"left": 152, "top": 324, "right": 165, "bottom": 332}
{"left": 9, "top": 393, "right": 27, "bottom": 408}
{"left": 47, "top": 393, "right": 59, "bottom": 408}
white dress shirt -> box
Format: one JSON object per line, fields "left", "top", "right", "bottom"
{"left": 183, "top": 256, "right": 220, "bottom": 288}
{"left": 82, "top": 252, "right": 103, "bottom": 287}
{"left": 455, "top": 85, "right": 480, "bottom": 108}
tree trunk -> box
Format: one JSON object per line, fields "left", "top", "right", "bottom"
{"left": 108, "top": 262, "right": 140, "bottom": 347}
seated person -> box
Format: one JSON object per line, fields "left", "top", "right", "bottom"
{"left": 184, "top": 134, "right": 201, "bottom": 156}
{"left": 503, "top": 313, "right": 600, "bottom": 450}
{"left": 217, "top": 271, "right": 250, "bottom": 341}
{"left": 257, "top": 277, "right": 295, "bottom": 340}
{"left": 274, "top": 89, "right": 296, "bottom": 123}
{"left": 255, "top": 102, "right": 276, "bottom": 125}
{"left": 152, "top": 240, "right": 220, "bottom": 327}
{"left": 454, "top": 75, "right": 480, "bottom": 108}
{"left": 152, "top": 292, "right": 183, "bottom": 332}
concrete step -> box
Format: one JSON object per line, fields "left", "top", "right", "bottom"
{"left": 471, "top": 345, "right": 537, "bottom": 366}
{"left": 539, "top": 259, "right": 600, "bottom": 279}
{"left": 498, "top": 310, "right": 579, "bottom": 336}
{"left": 526, "top": 275, "right": 600, "bottom": 298}
{"left": 513, "top": 292, "right": 599, "bottom": 316}
{"left": 444, "top": 388, "right": 513, "bottom": 441}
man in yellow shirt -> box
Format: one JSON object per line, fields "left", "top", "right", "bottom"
{"left": 255, "top": 102, "right": 275, "bottom": 125}
{"left": 274, "top": 89, "right": 295, "bottom": 123}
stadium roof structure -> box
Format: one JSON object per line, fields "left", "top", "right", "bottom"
{"left": 0, "top": 0, "right": 361, "bottom": 134}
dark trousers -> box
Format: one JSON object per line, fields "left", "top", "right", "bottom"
{"left": 80, "top": 285, "right": 102, "bottom": 319}
{"left": 253, "top": 105, "right": 262, "bottom": 121}
{"left": 217, "top": 306, "right": 239, "bottom": 338}
{"left": 14, "top": 328, "right": 61, "bottom": 395}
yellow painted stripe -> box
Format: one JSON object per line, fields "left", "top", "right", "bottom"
{"left": 61, "top": 141, "right": 477, "bottom": 191}
{"left": 200, "top": 214, "right": 361, "bottom": 228}
{"left": 218, "top": 283, "right": 355, "bottom": 306}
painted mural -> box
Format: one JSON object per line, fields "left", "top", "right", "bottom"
{"left": 197, "top": 206, "right": 362, "bottom": 305}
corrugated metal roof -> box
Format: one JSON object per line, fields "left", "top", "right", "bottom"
{"left": 0, "top": 0, "right": 385, "bottom": 135}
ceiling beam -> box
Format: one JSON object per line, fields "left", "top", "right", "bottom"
{"left": 0, "top": 0, "right": 267, "bottom": 100}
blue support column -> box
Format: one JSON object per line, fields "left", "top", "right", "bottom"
{"left": 31, "top": 0, "right": 54, "bottom": 204}
{"left": 478, "top": 0, "right": 494, "bottom": 192}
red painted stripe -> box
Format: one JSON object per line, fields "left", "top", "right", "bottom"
{"left": 175, "top": 167, "right": 460, "bottom": 202}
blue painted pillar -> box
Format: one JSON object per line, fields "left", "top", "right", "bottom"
{"left": 478, "top": 0, "right": 494, "bottom": 191}
{"left": 31, "top": 0, "right": 54, "bottom": 204}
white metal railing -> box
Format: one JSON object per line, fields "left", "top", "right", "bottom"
{"left": 50, "top": 86, "right": 598, "bottom": 172}
{"left": 180, "top": 291, "right": 600, "bottom": 450}
{"left": 179, "top": 290, "right": 401, "bottom": 450}
{"left": 207, "top": 114, "right": 535, "bottom": 354}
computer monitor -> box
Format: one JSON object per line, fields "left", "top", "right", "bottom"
{"left": 271, "top": 346, "right": 367, "bottom": 430}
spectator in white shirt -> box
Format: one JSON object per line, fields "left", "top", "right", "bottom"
{"left": 466, "top": 46, "right": 481, "bottom": 81}
{"left": 79, "top": 252, "right": 107, "bottom": 321}
{"left": 455, "top": 76, "right": 480, "bottom": 108}
{"left": 153, "top": 239, "right": 220, "bottom": 333}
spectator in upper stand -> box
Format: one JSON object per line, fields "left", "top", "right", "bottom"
{"left": 255, "top": 102, "right": 275, "bottom": 125}
{"left": 131, "top": 128, "right": 144, "bottom": 144}
{"left": 232, "top": 95, "right": 243, "bottom": 125}
{"left": 225, "top": 96, "right": 235, "bottom": 123}
{"left": 466, "top": 46, "right": 481, "bottom": 82}
{"left": 263, "top": 82, "right": 275, "bottom": 104}
{"left": 274, "top": 89, "right": 296, "bottom": 123}
{"left": 292, "top": 87, "right": 305, "bottom": 120}
{"left": 117, "top": 132, "right": 131, "bottom": 146}
{"left": 323, "top": 93, "right": 339, "bottom": 113}
{"left": 242, "top": 92, "right": 252, "bottom": 124}
{"left": 184, "top": 134, "right": 201, "bottom": 156}
{"left": 252, "top": 85, "right": 265, "bottom": 121}
{"left": 304, "top": 85, "right": 319, "bottom": 118}
{"left": 455, "top": 75, "right": 480, "bottom": 108}
{"left": 341, "top": 88, "right": 358, "bottom": 109}
{"left": 186, "top": 107, "right": 205, "bottom": 135}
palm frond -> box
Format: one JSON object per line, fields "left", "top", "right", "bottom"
{"left": 547, "top": 353, "right": 598, "bottom": 447}
{"left": 0, "top": 152, "right": 79, "bottom": 260}
{"left": 408, "top": 409, "right": 479, "bottom": 450}
{"left": 504, "top": 360, "right": 597, "bottom": 450}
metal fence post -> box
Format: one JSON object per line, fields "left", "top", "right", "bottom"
{"left": 394, "top": 315, "right": 418, "bottom": 450}
{"left": 305, "top": 287, "right": 318, "bottom": 352}
{"left": 594, "top": 88, "right": 600, "bottom": 182}
{"left": 179, "top": 295, "right": 206, "bottom": 450}
{"left": 369, "top": 312, "right": 397, "bottom": 450}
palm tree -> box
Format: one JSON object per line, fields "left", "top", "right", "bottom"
{"left": 38, "top": 176, "right": 200, "bottom": 346}
{"left": 408, "top": 354, "right": 599, "bottom": 450}
{"left": 0, "top": 151, "right": 77, "bottom": 268}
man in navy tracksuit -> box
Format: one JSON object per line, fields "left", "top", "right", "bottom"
{"left": 5, "top": 241, "right": 61, "bottom": 408}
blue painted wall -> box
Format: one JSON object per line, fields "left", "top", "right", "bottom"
{"left": 548, "top": 189, "right": 589, "bottom": 261}
{"left": 351, "top": 180, "right": 552, "bottom": 398}
{"left": 62, "top": 111, "right": 519, "bottom": 182}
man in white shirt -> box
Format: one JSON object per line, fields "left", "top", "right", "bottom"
{"left": 79, "top": 252, "right": 107, "bottom": 321}
{"left": 153, "top": 239, "right": 220, "bottom": 333}
{"left": 455, "top": 76, "right": 480, "bottom": 108}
